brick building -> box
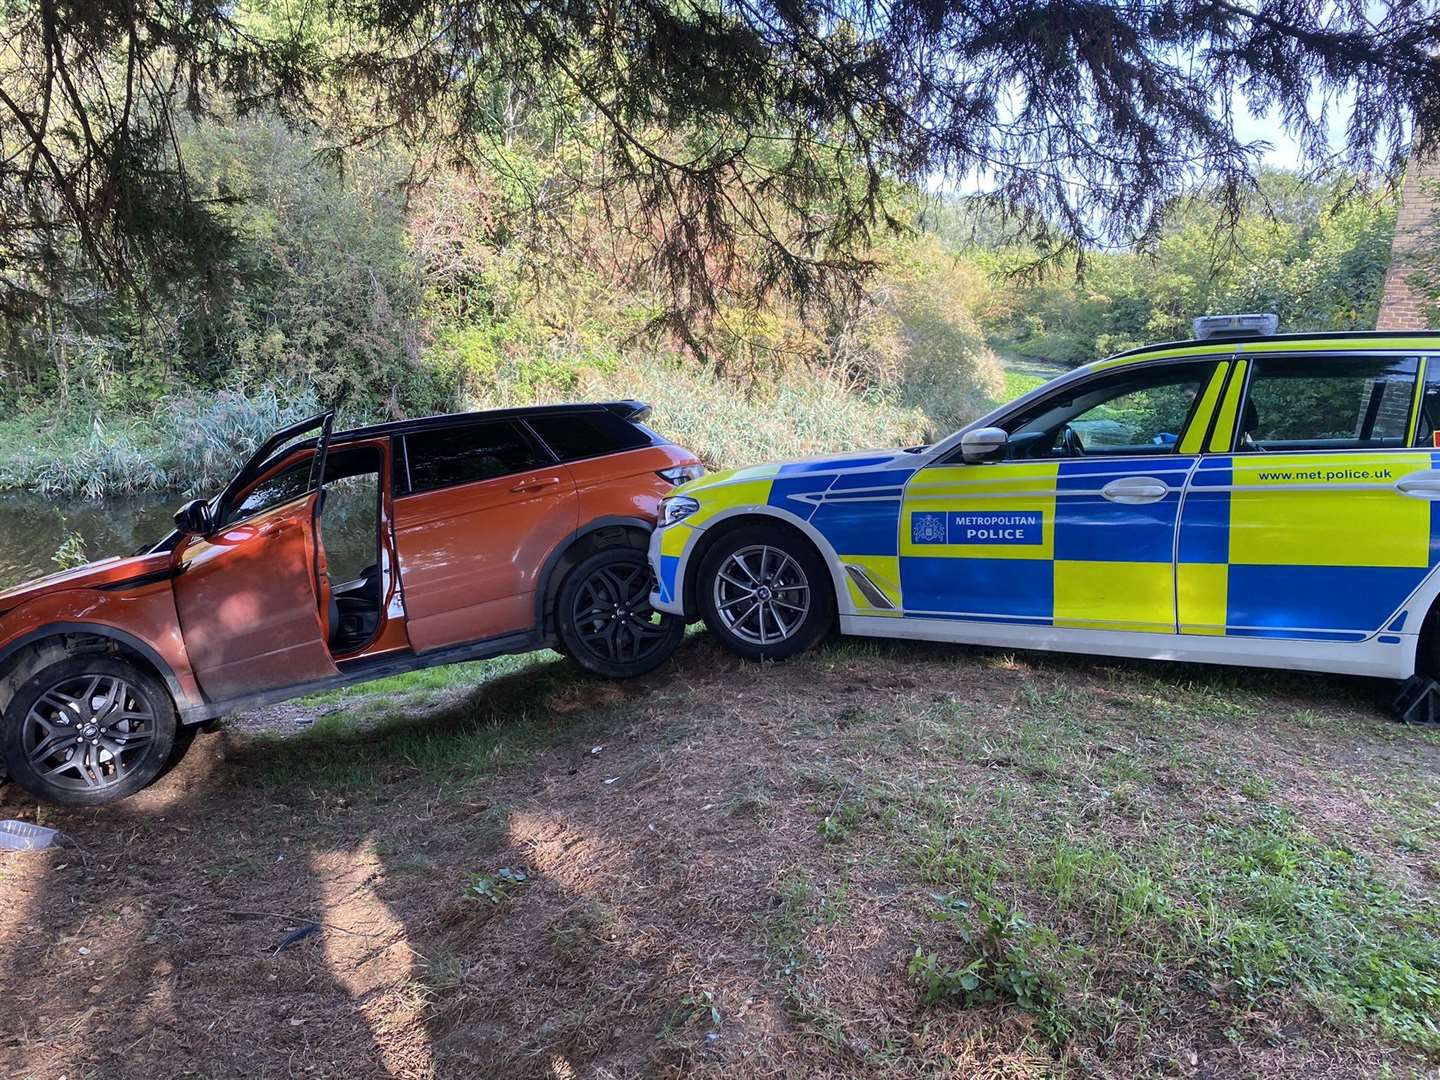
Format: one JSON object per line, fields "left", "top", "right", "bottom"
{"left": 1376, "top": 147, "right": 1439, "bottom": 329}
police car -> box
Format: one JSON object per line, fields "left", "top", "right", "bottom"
{"left": 649, "top": 317, "right": 1440, "bottom": 679}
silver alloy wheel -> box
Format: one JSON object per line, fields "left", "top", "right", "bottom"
{"left": 712, "top": 544, "right": 811, "bottom": 646}
{"left": 22, "top": 674, "right": 157, "bottom": 792}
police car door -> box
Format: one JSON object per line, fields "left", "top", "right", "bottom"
{"left": 1177, "top": 351, "right": 1435, "bottom": 641}
{"left": 898, "top": 360, "right": 1226, "bottom": 633}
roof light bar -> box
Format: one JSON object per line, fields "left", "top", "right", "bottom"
{"left": 1192, "top": 313, "right": 1279, "bottom": 340}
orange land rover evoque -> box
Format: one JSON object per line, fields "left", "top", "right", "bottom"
{"left": 0, "top": 402, "right": 702, "bottom": 806}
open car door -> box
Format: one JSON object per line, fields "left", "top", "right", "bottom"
{"left": 171, "top": 413, "right": 339, "bottom": 703}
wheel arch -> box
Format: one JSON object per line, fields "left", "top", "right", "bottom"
{"left": 679, "top": 506, "right": 848, "bottom": 621}
{"left": 1415, "top": 592, "right": 1440, "bottom": 679}
{"left": 0, "top": 623, "right": 195, "bottom": 721}
{"left": 535, "top": 516, "right": 654, "bottom": 638}
{"left": 1383, "top": 562, "right": 1440, "bottom": 678}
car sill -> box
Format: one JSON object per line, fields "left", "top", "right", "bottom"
{"left": 182, "top": 629, "right": 545, "bottom": 722}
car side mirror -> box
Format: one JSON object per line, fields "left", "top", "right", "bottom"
{"left": 959, "top": 426, "right": 1009, "bottom": 464}
{"left": 173, "top": 499, "right": 214, "bottom": 537}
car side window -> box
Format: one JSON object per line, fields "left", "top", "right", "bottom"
{"left": 404, "top": 420, "right": 545, "bottom": 493}
{"left": 220, "top": 458, "right": 312, "bottom": 526}
{"left": 1001, "top": 364, "right": 1213, "bottom": 460}
{"left": 1238, "top": 355, "right": 1419, "bottom": 452}
{"left": 526, "top": 411, "right": 654, "bottom": 461}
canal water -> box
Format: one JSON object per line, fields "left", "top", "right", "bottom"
{"left": 0, "top": 492, "right": 178, "bottom": 590}
{"left": 0, "top": 487, "right": 379, "bottom": 591}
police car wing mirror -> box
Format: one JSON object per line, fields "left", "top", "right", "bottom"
{"left": 959, "top": 427, "right": 1009, "bottom": 463}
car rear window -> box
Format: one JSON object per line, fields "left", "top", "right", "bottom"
{"left": 526, "top": 411, "right": 654, "bottom": 462}
{"left": 404, "top": 421, "right": 545, "bottom": 492}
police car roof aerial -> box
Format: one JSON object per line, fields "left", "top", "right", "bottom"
{"left": 1192, "top": 313, "right": 1280, "bottom": 340}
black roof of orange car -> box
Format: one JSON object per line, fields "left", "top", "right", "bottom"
{"left": 331, "top": 399, "right": 651, "bottom": 444}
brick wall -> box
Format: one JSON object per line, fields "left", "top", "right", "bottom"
{"left": 1377, "top": 147, "right": 1438, "bottom": 330}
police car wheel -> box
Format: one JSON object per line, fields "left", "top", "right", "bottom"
{"left": 699, "top": 525, "right": 834, "bottom": 661}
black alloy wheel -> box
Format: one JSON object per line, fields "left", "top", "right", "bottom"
{"left": 2, "top": 656, "right": 178, "bottom": 806}
{"left": 556, "top": 547, "right": 685, "bottom": 678}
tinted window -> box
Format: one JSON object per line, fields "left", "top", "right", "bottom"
{"left": 1001, "top": 364, "right": 1212, "bottom": 459}
{"left": 221, "top": 460, "right": 311, "bottom": 525}
{"left": 405, "top": 421, "right": 543, "bottom": 492}
{"left": 527, "top": 411, "right": 653, "bottom": 461}
{"left": 1240, "top": 356, "right": 1418, "bottom": 451}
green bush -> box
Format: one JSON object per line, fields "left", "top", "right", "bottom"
{"left": 165, "top": 388, "right": 322, "bottom": 495}
{"left": 977, "top": 171, "right": 1396, "bottom": 365}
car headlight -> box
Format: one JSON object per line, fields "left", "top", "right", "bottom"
{"left": 659, "top": 495, "right": 700, "bottom": 527}
{"left": 657, "top": 464, "right": 706, "bottom": 485}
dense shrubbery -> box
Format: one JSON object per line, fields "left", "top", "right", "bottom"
{"left": 0, "top": 116, "right": 1016, "bottom": 493}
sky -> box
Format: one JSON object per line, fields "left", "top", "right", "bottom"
{"left": 1232, "top": 94, "right": 1358, "bottom": 169}
{"left": 932, "top": 86, "right": 1375, "bottom": 203}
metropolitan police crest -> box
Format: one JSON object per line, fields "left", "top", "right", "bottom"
{"left": 911, "top": 512, "right": 947, "bottom": 545}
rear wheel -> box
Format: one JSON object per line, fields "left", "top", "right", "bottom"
{"left": 557, "top": 547, "right": 685, "bottom": 678}
{"left": 1, "top": 657, "right": 177, "bottom": 807}
{"left": 697, "top": 523, "right": 834, "bottom": 661}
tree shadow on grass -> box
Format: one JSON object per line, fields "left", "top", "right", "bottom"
{"left": 230, "top": 650, "right": 610, "bottom": 792}
{"left": 0, "top": 638, "right": 712, "bottom": 1079}
{"left": 0, "top": 737, "right": 405, "bottom": 1076}
{"left": 0, "top": 630, "right": 1422, "bottom": 1079}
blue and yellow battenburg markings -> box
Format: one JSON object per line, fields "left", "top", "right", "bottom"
{"left": 652, "top": 456, "right": 913, "bottom": 609}
{"left": 1178, "top": 451, "right": 1440, "bottom": 641}
{"left": 659, "top": 409, "right": 1440, "bottom": 644}
{"left": 888, "top": 458, "right": 1191, "bottom": 632}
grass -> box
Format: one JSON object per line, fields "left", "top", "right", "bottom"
{"left": 1001, "top": 369, "right": 1049, "bottom": 402}
{"left": 0, "top": 359, "right": 941, "bottom": 497}
{"left": 3, "top": 636, "right": 1438, "bottom": 1078}
{"left": 252, "top": 650, "right": 589, "bottom": 788}
{"left": 0, "top": 388, "right": 322, "bottom": 498}
{"left": 876, "top": 670, "right": 1440, "bottom": 1055}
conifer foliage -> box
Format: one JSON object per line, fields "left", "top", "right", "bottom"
{"left": 0, "top": 0, "right": 1437, "bottom": 314}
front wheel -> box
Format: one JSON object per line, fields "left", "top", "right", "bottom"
{"left": 697, "top": 524, "right": 834, "bottom": 662}
{"left": 1, "top": 657, "right": 178, "bottom": 807}
{"left": 556, "top": 547, "right": 685, "bottom": 678}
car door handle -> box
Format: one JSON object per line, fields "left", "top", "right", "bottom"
{"left": 1100, "top": 476, "right": 1169, "bottom": 504}
{"left": 1396, "top": 470, "right": 1440, "bottom": 499}
{"left": 510, "top": 476, "right": 562, "bottom": 494}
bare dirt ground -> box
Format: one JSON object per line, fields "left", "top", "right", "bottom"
{"left": 1, "top": 636, "right": 1437, "bottom": 1080}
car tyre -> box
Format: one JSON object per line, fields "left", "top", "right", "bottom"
{"left": 2, "top": 657, "right": 178, "bottom": 807}
{"left": 557, "top": 547, "right": 685, "bottom": 679}
{"left": 698, "top": 523, "right": 834, "bottom": 662}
